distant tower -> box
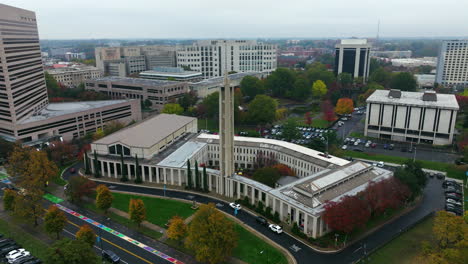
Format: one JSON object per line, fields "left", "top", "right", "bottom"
{"left": 219, "top": 42, "right": 235, "bottom": 196}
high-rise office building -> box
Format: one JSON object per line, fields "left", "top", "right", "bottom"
{"left": 435, "top": 40, "right": 468, "bottom": 88}
{"left": 0, "top": 4, "right": 141, "bottom": 142}
{"left": 334, "top": 39, "right": 372, "bottom": 81}
{"left": 176, "top": 40, "right": 277, "bottom": 79}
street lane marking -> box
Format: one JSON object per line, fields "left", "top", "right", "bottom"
{"left": 55, "top": 204, "right": 184, "bottom": 264}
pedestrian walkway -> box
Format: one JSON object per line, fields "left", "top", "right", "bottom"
{"left": 55, "top": 203, "right": 186, "bottom": 264}
{"left": 43, "top": 193, "right": 64, "bottom": 203}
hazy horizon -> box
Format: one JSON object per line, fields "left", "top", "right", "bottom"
{"left": 5, "top": 0, "right": 468, "bottom": 40}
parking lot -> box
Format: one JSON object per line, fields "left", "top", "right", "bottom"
{"left": 441, "top": 178, "right": 464, "bottom": 216}
{"left": 0, "top": 236, "right": 41, "bottom": 264}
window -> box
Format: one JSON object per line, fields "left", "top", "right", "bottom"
{"left": 108, "top": 144, "right": 131, "bottom": 156}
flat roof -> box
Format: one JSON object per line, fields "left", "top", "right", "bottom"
{"left": 158, "top": 141, "right": 206, "bottom": 168}
{"left": 197, "top": 133, "right": 349, "bottom": 167}
{"left": 91, "top": 76, "right": 183, "bottom": 86}
{"left": 191, "top": 72, "right": 262, "bottom": 86}
{"left": 94, "top": 114, "right": 196, "bottom": 148}
{"left": 19, "top": 100, "right": 131, "bottom": 124}
{"left": 140, "top": 70, "right": 202, "bottom": 78}
{"left": 366, "top": 89, "right": 459, "bottom": 110}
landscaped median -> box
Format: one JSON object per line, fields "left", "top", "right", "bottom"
{"left": 85, "top": 190, "right": 290, "bottom": 264}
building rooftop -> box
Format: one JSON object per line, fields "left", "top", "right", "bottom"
{"left": 338, "top": 39, "right": 369, "bottom": 45}
{"left": 140, "top": 68, "right": 202, "bottom": 78}
{"left": 191, "top": 72, "right": 262, "bottom": 86}
{"left": 19, "top": 100, "right": 131, "bottom": 124}
{"left": 47, "top": 65, "right": 101, "bottom": 74}
{"left": 94, "top": 114, "right": 196, "bottom": 149}
{"left": 366, "top": 89, "right": 459, "bottom": 110}
{"left": 92, "top": 76, "right": 183, "bottom": 86}
{"left": 196, "top": 133, "right": 349, "bottom": 167}
{"left": 158, "top": 141, "right": 207, "bottom": 168}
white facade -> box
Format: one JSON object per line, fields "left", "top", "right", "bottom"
{"left": 365, "top": 89, "right": 459, "bottom": 145}
{"left": 391, "top": 57, "right": 437, "bottom": 68}
{"left": 47, "top": 66, "right": 103, "bottom": 87}
{"left": 436, "top": 40, "right": 468, "bottom": 88}
{"left": 334, "top": 39, "right": 372, "bottom": 81}
{"left": 176, "top": 40, "right": 277, "bottom": 79}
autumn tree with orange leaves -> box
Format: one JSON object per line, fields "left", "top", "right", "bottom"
{"left": 76, "top": 224, "right": 96, "bottom": 247}
{"left": 167, "top": 215, "right": 187, "bottom": 244}
{"left": 335, "top": 98, "right": 354, "bottom": 115}
{"left": 44, "top": 205, "right": 67, "bottom": 239}
{"left": 129, "top": 198, "right": 146, "bottom": 227}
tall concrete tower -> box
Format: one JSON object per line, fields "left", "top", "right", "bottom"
{"left": 219, "top": 44, "right": 235, "bottom": 196}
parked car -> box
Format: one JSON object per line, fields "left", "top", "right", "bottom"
{"left": 20, "top": 259, "right": 41, "bottom": 264}
{"left": 229, "top": 203, "right": 241, "bottom": 211}
{"left": 383, "top": 144, "right": 389, "bottom": 149}
{"left": 443, "top": 180, "right": 461, "bottom": 188}
{"left": 269, "top": 224, "right": 283, "bottom": 234}
{"left": 371, "top": 143, "right": 377, "bottom": 148}
{"left": 11, "top": 256, "right": 35, "bottom": 264}
{"left": 446, "top": 198, "right": 462, "bottom": 206}
{"left": 436, "top": 173, "right": 445, "bottom": 180}
{"left": 354, "top": 141, "right": 359, "bottom": 146}
{"left": 389, "top": 144, "right": 394, "bottom": 150}
{"left": 365, "top": 142, "right": 370, "bottom": 148}
{"left": 445, "top": 204, "right": 463, "bottom": 215}
{"left": 7, "top": 251, "right": 31, "bottom": 264}
{"left": 446, "top": 193, "right": 462, "bottom": 201}
{"left": 69, "top": 167, "right": 76, "bottom": 174}
{"left": 445, "top": 188, "right": 462, "bottom": 195}
{"left": 341, "top": 145, "right": 348, "bottom": 150}
{"left": 377, "top": 161, "right": 384, "bottom": 168}
{"left": 256, "top": 216, "right": 268, "bottom": 226}
{"left": 101, "top": 250, "right": 120, "bottom": 263}
{"left": 0, "top": 245, "right": 20, "bottom": 257}
{"left": 0, "top": 239, "right": 16, "bottom": 249}
{"left": 401, "top": 147, "right": 407, "bottom": 152}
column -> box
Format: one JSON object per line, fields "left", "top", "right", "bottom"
{"left": 100, "top": 161, "right": 105, "bottom": 177}
{"left": 143, "top": 166, "right": 147, "bottom": 182}
{"left": 113, "top": 162, "right": 118, "bottom": 178}
{"left": 156, "top": 167, "right": 160, "bottom": 183}
{"left": 279, "top": 201, "right": 284, "bottom": 221}
{"left": 338, "top": 47, "right": 344, "bottom": 73}
{"left": 106, "top": 162, "right": 111, "bottom": 178}
{"left": 229, "top": 179, "right": 234, "bottom": 198}
{"left": 354, "top": 47, "right": 361, "bottom": 78}
{"left": 304, "top": 214, "right": 309, "bottom": 236}
{"left": 148, "top": 167, "right": 153, "bottom": 182}
{"left": 208, "top": 174, "right": 212, "bottom": 191}
{"left": 251, "top": 186, "right": 255, "bottom": 205}
{"left": 312, "top": 217, "right": 318, "bottom": 238}
{"left": 163, "top": 169, "right": 167, "bottom": 184}
{"left": 178, "top": 170, "right": 182, "bottom": 186}
{"left": 237, "top": 181, "right": 241, "bottom": 199}
{"left": 127, "top": 164, "right": 131, "bottom": 180}
{"left": 170, "top": 169, "right": 174, "bottom": 185}
{"left": 272, "top": 198, "right": 276, "bottom": 213}
{"left": 295, "top": 208, "right": 300, "bottom": 225}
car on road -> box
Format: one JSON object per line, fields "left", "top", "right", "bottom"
{"left": 269, "top": 224, "right": 283, "bottom": 234}
{"left": 256, "top": 216, "right": 268, "bottom": 226}
{"left": 436, "top": 173, "right": 445, "bottom": 180}
{"left": 102, "top": 250, "right": 120, "bottom": 263}
{"left": 341, "top": 145, "right": 348, "bottom": 150}
{"left": 229, "top": 203, "right": 241, "bottom": 211}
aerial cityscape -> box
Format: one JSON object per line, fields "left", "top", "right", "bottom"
{"left": 0, "top": 1, "right": 467, "bottom": 264}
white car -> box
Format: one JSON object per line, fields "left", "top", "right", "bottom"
{"left": 354, "top": 141, "right": 359, "bottom": 146}
{"left": 229, "top": 203, "right": 241, "bottom": 210}
{"left": 377, "top": 161, "right": 384, "bottom": 168}
{"left": 365, "top": 143, "right": 370, "bottom": 148}
{"left": 269, "top": 224, "right": 283, "bottom": 234}
{"left": 341, "top": 145, "right": 348, "bottom": 150}
{"left": 6, "top": 249, "right": 30, "bottom": 263}
{"left": 446, "top": 199, "right": 462, "bottom": 206}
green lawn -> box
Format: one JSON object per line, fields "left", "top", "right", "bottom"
{"left": 363, "top": 216, "right": 434, "bottom": 264}
{"left": 83, "top": 201, "right": 163, "bottom": 240}
{"left": 233, "top": 223, "right": 288, "bottom": 264}
{"left": 111, "top": 192, "right": 195, "bottom": 227}
{"left": 0, "top": 218, "right": 50, "bottom": 261}
{"left": 0, "top": 172, "right": 7, "bottom": 179}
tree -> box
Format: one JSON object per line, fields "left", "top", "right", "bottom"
{"left": 321, "top": 100, "right": 337, "bottom": 123}
{"left": 202, "top": 165, "right": 209, "bottom": 192}
{"left": 248, "top": 95, "right": 278, "bottom": 125}
{"left": 129, "top": 198, "right": 146, "bottom": 227}
{"left": 45, "top": 72, "right": 61, "bottom": 97}
{"left": 6, "top": 147, "right": 58, "bottom": 226}
{"left": 185, "top": 203, "right": 238, "bottom": 264}
{"left": 92, "top": 128, "right": 105, "bottom": 141}
{"left": 240, "top": 76, "right": 264, "bottom": 99}
{"left": 361, "top": 177, "right": 411, "bottom": 216}
{"left": 103, "top": 121, "right": 125, "bottom": 136}
{"left": 390, "top": 72, "right": 417, "bottom": 91}
{"left": 195, "top": 161, "right": 200, "bottom": 190}
{"left": 187, "top": 160, "right": 192, "bottom": 189}
{"left": 167, "top": 215, "right": 187, "bottom": 243}
{"left": 322, "top": 195, "right": 371, "bottom": 234}
{"left": 312, "top": 80, "right": 328, "bottom": 98}
{"left": 134, "top": 154, "right": 142, "bottom": 184}
{"left": 0, "top": 138, "right": 15, "bottom": 161}
{"left": 252, "top": 167, "right": 281, "bottom": 188}
{"left": 369, "top": 67, "right": 392, "bottom": 87}
{"left": 337, "top": 72, "right": 353, "bottom": 90}
{"left": 44, "top": 205, "right": 67, "bottom": 239}
{"left": 47, "top": 141, "right": 77, "bottom": 166}
{"left": 162, "top": 103, "right": 184, "bottom": 115}
{"left": 271, "top": 164, "right": 296, "bottom": 176}
{"left": 291, "top": 76, "right": 311, "bottom": 101}
{"left": 96, "top": 184, "right": 113, "bottom": 214}
{"left": 120, "top": 152, "right": 128, "bottom": 182}
{"left": 45, "top": 239, "right": 99, "bottom": 264}
{"left": 275, "top": 107, "right": 288, "bottom": 120}
{"left": 265, "top": 68, "right": 296, "bottom": 97}
{"left": 394, "top": 160, "right": 427, "bottom": 200}
{"left": 84, "top": 151, "right": 91, "bottom": 175}
{"left": 65, "top": 175, "right": 96, "bottom": 203}
{"left": 93, "top": 150, "right": 100, "bottom": 178}
{"left": 76, "top": 224, "right": 96, "bottom": 248}
{"left": 304, "top": 112, "right": 312, "bottom": 125}
{"left": 282, "top": 118, "right": 301, "bottom": 141}
{"left": 306, "top": 62, "right": 336, "bottom": 86}
{"left": 178, "top": 92, "right": 198, "bottom": 111}
{"left": 3, "top": 189, "right": 15, "bottom": 212}
{"left": 335, "top": 98, "right": 354, "bottom": 115}
{"left": 201, "top": 92, "right": 219, "bottom": 119}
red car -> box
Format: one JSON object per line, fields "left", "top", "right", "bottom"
{"left": 69, "top": 167, "right": 76, "bottom": 173}
{"left": 371, "top": 143, "right": 377, "bottom": 148}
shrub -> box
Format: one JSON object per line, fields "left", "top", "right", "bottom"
{"left": 256, "top": 201, "right": 265, "bottom": 214}
{"left": 265, "top": 206, "right": 272, "bottom": 219}
{"left": 273, "top": 211, "right": 280, "bottom": 223}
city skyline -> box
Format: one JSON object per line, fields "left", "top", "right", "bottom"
{"left": 4, "top": 0, "right": 468, "bottom": 39}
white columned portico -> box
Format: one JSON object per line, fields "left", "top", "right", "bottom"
{"left": 113, "top": 162, "right": 118, "bottom": 178}
{"left": 148, "top": 167, "right": 152, "bottom": 182}
{"left": 106, "top": 162, "right": 111, "bottom": 177}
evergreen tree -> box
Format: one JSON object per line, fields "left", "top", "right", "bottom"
{"left": 203, "top": 166, "right": 208, "bottom": 192}
{"left": 134, "top": 154, "right": 142, "bottom": 184}
{"left": 84, "top": 151, "right": 90, "bottom": 175}
{"left": 120, "top": 152, "right": 128, "bottom": 182}
{"left": 187, "top": 160, "right": 192, "bottom": 189}
{"left": 195, "top": 161, "right": 200, "bottom": 190}
{"left": 93, "top": 150, "right": 100, "bottom": 178}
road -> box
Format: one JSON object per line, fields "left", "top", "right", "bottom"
{"left": 92, "top": 176, "right": 445, "bottom": 264}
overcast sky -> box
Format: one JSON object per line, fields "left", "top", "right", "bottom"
{"left": 5, "top": 0, "right": 468, "bottom": 39}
